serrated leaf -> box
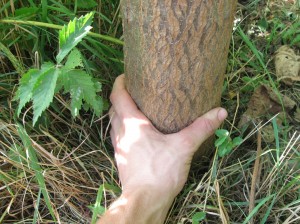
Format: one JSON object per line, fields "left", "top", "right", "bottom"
{"left": 64, "top": 48, "right": 83, "bottom": 70}
{"left": 15, "top": 69, "right": 40, "bottom": 116}
{"left": 102, "top": 99, "right": 110, "bottom": 111}
{"left": 215, "top": 129, "right": 229, "bottom": 138}
{"left": 60, "top": 70, "right": 103, "bottom": 117}
{"left": 83, "top": 102, "right": 90, "bottom": 111}
{"left": 32, "top": 65, "right": 59, "bottom": 125}
{"left": 56, "top": 12, "right": 94, "bottom": 63}
{"left": 94, "top": 96, "right": 103, "bottom": 115}
{"left": 232, "top": 136, "right": 243, "bottom": 147}
{"left": 94, "top": 81, "right": 102, "bottom": 92}
{"left": 15, "top": 63, "right": 54, "bottom": 117}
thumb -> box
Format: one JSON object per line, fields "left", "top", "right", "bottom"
{"left": 179, "top": 107, "right": 228, "bottom": 151}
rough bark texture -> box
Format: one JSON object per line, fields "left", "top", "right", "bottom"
{"left": 122, "top": 0, "right": 237, "bottom": 157}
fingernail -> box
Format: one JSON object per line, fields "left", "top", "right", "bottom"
{"left": 218, "top": 108, "right": 228, "bottom": 121}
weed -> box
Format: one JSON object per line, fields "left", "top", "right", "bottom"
{"left": 215, "top": 129, "right": 243, "bottom": 158}
{"left": 14, "top": 13, "right": 105, "bottom": 125}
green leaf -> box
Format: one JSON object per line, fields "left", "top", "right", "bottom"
{"left": 8, "top": 144, "right": 26, "bottom": 164}
{"left": 14, "top": 7, "right": 39, "bottom": 17}
{"left": 91, "top": 185, "right": 105, "bottom": 224}
{"left": 56, "top": 12, "right": 94, "bottom": 63}
{"left": 257, "top": 18, "right": 268, "bottom": 30}
{"left": 215, "top": 129, "right": 229, "bottom": 138}
{"left": 17, "top": 124, "right": 57, "bottom": 221}
{"left": 241, "top": 76, "right": 252, "bottom": 83}
{"left": 15, "top": 69, "right": 41, "bottom": 116}
{"left": 232, "top": 136, "right": 243, "bottom": 147}
{"left": 64, "top": 48, "right": 83, "bottom": 70}
{"left": 215, "top": 136, "right": 228, "bottom": 147}
{"left": 59, "top": 70, "right": 103, "bottom": 117}
{"left": 192, "top": 212, "right": 206, "bottom": 224}
{"left": 242, "top": 194, "right": 275, "bottom": 224}
{"left": 32, "top": 63, "right": 59, "bottom": 125}
{"left": 218, "top": 141, "right": 233, "bottom": 158}
{"left": 94, "top": 81, "right": 102, "bottom": 92}
{"left": 291, "top": 34, "right": 300, "bottom": 46}
{"left": 77, "top": 0, "right": 98, "bottom": 9}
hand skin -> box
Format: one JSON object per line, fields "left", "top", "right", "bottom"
{"left": 97, "top": 74, "right": 228, "bottom": 224}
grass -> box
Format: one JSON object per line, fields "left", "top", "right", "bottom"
{"left": 0, "top": 0, "right": 299, "bottom": 223}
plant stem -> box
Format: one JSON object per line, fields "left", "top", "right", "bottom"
{"left": 0, "top": 19, "right": 124, "bottom": 45}
{"left": 249, "top": 127, "right": 262, "bottom": 224}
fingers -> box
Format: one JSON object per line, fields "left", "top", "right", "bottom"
{"left": 109, "top": 106, "right": 120, "bottom": 127}
{"left": 110, "top": 129, "right": 117, "bottom": 149}
{"left": 110, "top": 74, "right": 153, "bottom": 129}
{"left": 178, "top": 107, "right": 228, "bottom": 152}
{"left": 110, "top": 74, "right": 139, "bottom": 117}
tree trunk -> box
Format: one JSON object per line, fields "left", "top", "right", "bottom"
{"left": 121, "top": 0, "right": 237, "bottom": 157}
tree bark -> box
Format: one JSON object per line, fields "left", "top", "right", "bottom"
{"left": 122, "top": 0, "right": 237, "bottom": 157}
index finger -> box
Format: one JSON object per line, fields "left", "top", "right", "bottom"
{"left": 109, "top": 74, "right": 139, "bottom": 117}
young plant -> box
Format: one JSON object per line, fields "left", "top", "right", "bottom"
{"left": 215, "top": 129, "right": 243, "bottom": 157}
{"left": 14, "top": 12, "right": 103, "bottom": 125}
{"left": 192, "top": 211, "right": 206, "bottom": 224}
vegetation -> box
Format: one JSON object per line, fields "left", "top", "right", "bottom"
{"left": 0, "top": 0, "right": 299, "bottom": 223}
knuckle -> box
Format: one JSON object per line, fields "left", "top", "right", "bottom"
{"left": 109, "top": 92, "right": 116, "bottom": 103}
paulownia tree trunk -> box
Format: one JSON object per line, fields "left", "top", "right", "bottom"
{"left": 122, "top": 0, "right": 237, "bottom": 157}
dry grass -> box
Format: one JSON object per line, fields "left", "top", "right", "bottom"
{"left": 0, "top": 112, "right": 119, "bottom": 223}
{"left": 167, "top": 129, "right": 299, "bottom": 223}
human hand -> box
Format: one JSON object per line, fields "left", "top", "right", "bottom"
{"left": 109, "top": 74, "right": 228, "bottom": 199}
{"left": 98, "top": 75, "right": 227, "bottom": 223}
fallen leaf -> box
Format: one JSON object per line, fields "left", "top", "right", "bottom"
{"left": 294, "top": 108, "right": 300, "bottom": 123}
{"left": 275, "top": 45, "right": 300, "bottom": 85}
{"left": 238, "top": 84, "right": 296, "bottom": 128}
{"left": 261, "top": 124, "right": 275, "bottom": 143}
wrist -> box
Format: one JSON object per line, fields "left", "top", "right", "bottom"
{"left": 122, "top": 183, "right": 176, "bottom": 202}
{"left": 125, "top": 187, "right": 173, "bottom": 222}
{"left": 98, "top": 185, "right": 175, "bottom": 224}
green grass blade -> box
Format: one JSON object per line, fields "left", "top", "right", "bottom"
{"left": 242, "top": 194, "right": 275, "bottom": 224}
{"left": 237, "top": 26, "right": 287, "bottom": 124}
{"left": 91, "top": 185, "right": 105, "bottom": 224}
{"left": 0, "top": 19, "right": 124, "bottom": 45}
{"left": 47, "top": 5, "right": 75, "bottom": 18}
{"left": 17, "top": 124, "right": 57, "bottom": 221}
{"left": 40, "top": 0, "right": 48, "bottom": 59}
{"left": 260, "top": 195, "right": 277, "bottom": 224}
{"left": 0, "top": 0, "right": 11, "bottom": 14}
{"left": 0, "top": 42, "right": 26, "bottom": 75}
{"left": 237, "top": 26, "right": 266, "bottom": 70}
{"left": 272, "top": 118, "right": 280, "bottom": 163}
{"left": 33, "top": 188, "right": 42, "bottom": 224}
{"left": 49, "top": 0, "right": 75, "bottom": 17}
